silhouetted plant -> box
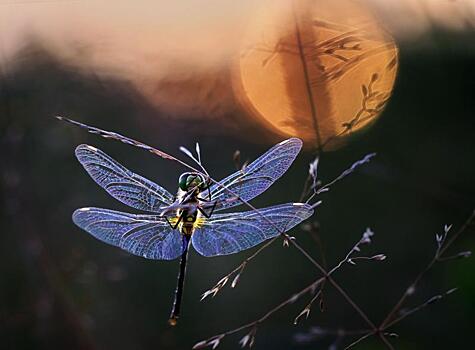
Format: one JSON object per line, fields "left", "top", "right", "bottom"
{"left": 194, "top": 154, "right": 474, "bottom": 349}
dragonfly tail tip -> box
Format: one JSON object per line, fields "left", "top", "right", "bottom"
{"left": 168, "top": 317, "right": 178, "bottom": 327}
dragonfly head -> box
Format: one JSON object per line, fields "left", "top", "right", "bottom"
{"left": 178, "top": 172, "right": 207, "bottom": 192}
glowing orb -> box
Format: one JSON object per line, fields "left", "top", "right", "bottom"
{"left": 233, "top": 0, "right": 399, "bottom": 149}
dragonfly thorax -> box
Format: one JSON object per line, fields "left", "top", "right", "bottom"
{"left": 174, "top": 186, "right": 206, "bottom": 236}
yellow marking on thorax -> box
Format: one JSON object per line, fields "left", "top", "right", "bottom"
{"left": 193, "top": 216, "right": 206, "bottom": 229}
{"left": 168, "top": 213, "right": 206, "bottom": 235}
{"left": 168, "top": 216, "right": 180, "bottom": 227}
{"left": 171, "top": 188, "right": 208, "bottom": 235}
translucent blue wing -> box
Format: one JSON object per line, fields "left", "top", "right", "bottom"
{"left": 72, "top": 207, "right": 183, "bottom": 260}
{"left": 75, "top": 144, "right": 174, "bottom": 212}
{"left": 206, "top": 138, "right": 302, "bottom": 211}
{"left": 191, "top": 203, "right": 313, "bottom": 257}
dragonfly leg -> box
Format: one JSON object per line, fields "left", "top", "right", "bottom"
{"left": 166, "top": 212, "right": 184, "bottom": 230}
{"left": 197, "top": 200, "right": 217, "bottom": 218}
{"left": 206, "top": 184, "right": 212, "bottom": 201}
{"left": 195, "top": 177, "right": 212, "bottom": 200}
{"left": 202, "top": 178, "right": 212, "bottom": 201}
{"left": 196, "top": 181, "right": 214, "bottom": 203}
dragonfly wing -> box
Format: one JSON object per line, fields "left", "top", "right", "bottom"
{"left": 207, "top": 138, "right": 302, "bottom": 211}
{"left": 76, "top": 144, "right": 174, "bottom": 212}
{"left": 72, "top": 207, "right": 183, "bottom": 260}
{"left": 191, "top": 203, "right": 313, "bottom": 257}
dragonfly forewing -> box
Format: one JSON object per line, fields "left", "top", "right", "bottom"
{"left": 207, "top": 138, "right": 303, "bottom": 211}
{"left": 76, "top": 144, "right": 175, "bottom": 212}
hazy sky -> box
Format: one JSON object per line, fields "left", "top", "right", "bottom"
{"left": 1, "top": 0, "right": 474, "bottom": 70}
{"left": 1, "top": 0, "right": 473, "bottom": 120}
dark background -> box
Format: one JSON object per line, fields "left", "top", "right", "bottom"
{"left": 1, "top": 28, "right": 475, "bottom": 350}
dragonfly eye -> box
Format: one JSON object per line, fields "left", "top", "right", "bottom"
{"left": 196, "top": 174, "right": 207, "bottom": 190}
{"left": 178, "top": 173, "right": 191, "bottom": 191}
{"left": 178, "top": 173, "right": 206, "bottom": 191}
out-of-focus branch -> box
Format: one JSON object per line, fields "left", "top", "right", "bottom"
{"left": 195, "top": 228, "right": 388, "bottom": 349}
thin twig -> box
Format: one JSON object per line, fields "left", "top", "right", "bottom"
{"left": 439, "top": 210, "right": 475, "bottom": 256}
{"left": 196, "top": 228, "right": 388, "bottom": 349}
{"left": 344, "top": 331, "right": 376, "bottom": 350}
{"left": 292, "top": 0, "right": 322, "bottom": 150}
{"left": 380, "top": 211, "right": 475, "bottom": 328}
{"left": 384, "top": 288, "right": 458, "bottom": 329}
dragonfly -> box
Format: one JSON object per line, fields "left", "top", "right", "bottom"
{"left": 57, "top": 117, "right": 314, "bottom": 325}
